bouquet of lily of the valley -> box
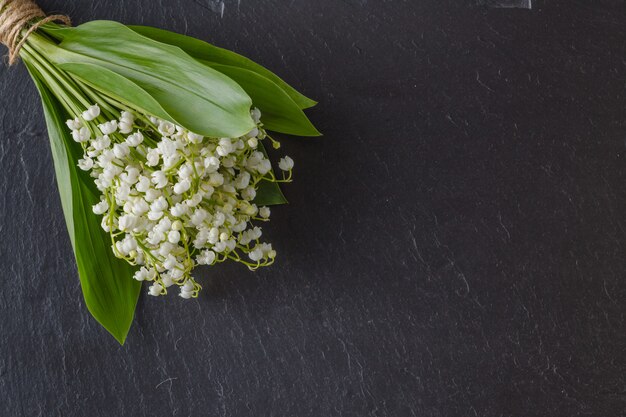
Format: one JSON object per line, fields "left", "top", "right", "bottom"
{"left": 0, "top": 0, "right": 319, "bottom": 343}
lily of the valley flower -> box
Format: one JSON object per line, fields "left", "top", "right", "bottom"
{"left": 69, "top": 106, "right": 294, "bottom": 299}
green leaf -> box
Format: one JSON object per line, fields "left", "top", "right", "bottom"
{"left": 25, "top": 62, "right": 141, "bottom": 345}
{"left": 33, "top": 21, "right": 256, "bottom": 138}
{"left": 39, "top": 22, "right": 74, "bottom": 41}
{"left": 254, "top": 179, "right": 288, "bottom": 206}
{"left": 58, "top": 62, "right": 175, "bottom": 122}
{"left": 129, "top": 25, "right": 317, "bottom": 110}
{"left": 205, "top": 63, "right": 320, "bottom": 136}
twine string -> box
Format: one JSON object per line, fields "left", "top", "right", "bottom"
{"left": 0, "top": 0, "right": 70, "bottom": 65}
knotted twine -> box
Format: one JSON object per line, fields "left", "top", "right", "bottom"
{"left": 0, "top": 0, "right": 70, "bottom": 65}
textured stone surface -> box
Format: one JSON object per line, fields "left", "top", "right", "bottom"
{"left": 0, "top": 1, "right": 624, "bottom": 416}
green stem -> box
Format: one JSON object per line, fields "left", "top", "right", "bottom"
{"left": 22, "top": 42, "right": 91, "bottom": 110}
{"left": 20, "top": 49, "right": 79, "bottom": 116}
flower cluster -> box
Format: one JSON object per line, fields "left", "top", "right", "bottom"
{"left": 66, "top": 104, "right": 294, "bottom": 298}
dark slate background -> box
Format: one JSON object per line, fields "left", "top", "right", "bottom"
{"left": 1, "top": 1, "right": 624, "bottom": 416}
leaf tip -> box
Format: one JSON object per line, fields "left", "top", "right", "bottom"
{"left": 299, "top": 97, "right": 318, "bottom": 110}
{"left": 303, "top": 126, "right": 323, "bottom": 137}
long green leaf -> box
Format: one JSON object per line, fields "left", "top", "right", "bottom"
{"left": 129, "top": 25, "right": 317, "bottom": 110}
{"left": 59, "top": 62, "right": 175, "bottom": 122}
{"left": 33, "top": 21, "right": 255, "bottom": 138}
{"left": 205, "top": 63, "right": 320, "bottom": 136}
{"left": 39, "top": 22, "right": 73, "bottom": 41}
{"left": 25, "top": 62, "right": 141, "bottom": 345}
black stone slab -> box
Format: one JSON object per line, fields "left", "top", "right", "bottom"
{"left": 0, "top": 1, "right": 624, "bottom": 416}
